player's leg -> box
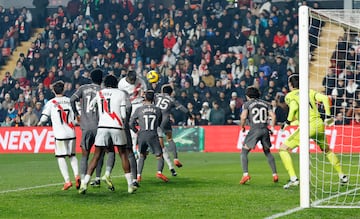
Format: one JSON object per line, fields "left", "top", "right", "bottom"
{"left": 166, "top": 131, "right": 182, "bottom": 168}
{"left": 279, "top": 129, "right": 300, "bottom": 189}
{"left": 152, "top": 137, "right": 168, "bottom": 182}
{"left": 261, "top": 130, "right": 278, "bottom": 182}
{"left": 312, "top": 122, "right": 348, "bottom": 183}
{"left": 116, "top": 145, "right": 137, "bottom": 193}
{"left": 102, "top": 146, "right": 115, "bottom": 179}
{"left": 79, "top": 130, "right": 90, "bottom": 184}
{"left": 79, "top": 129, "right": 108, "bottom": 194}
{"left": 55, "top": 139, "right": 72, "bottom": 190}
{"left": 137, "top": 138, "right": 147, "bottom": 182}
{"left": 67, "top": 139, "right": 80, "bottom": 189}
{"left": 79, "top": 146, "right": 105, "bottom": 193}
{"left": 158, "top": 127, "right": 176, "bottom": 176}
{"left": 57, "top": 156, "right": 72, "bottom": 190}
{"left": 101, "top": 147, "right": 116, "bottom": 191}
{"left": 80, "top": 146, "right": 90, "bottom": 187}
{"left": 240, "top": 146, "right": 251, "bottom": 184}
{"left": 89, "top": 149, "right": 104, "bottom": 187}
{"left": 239, "top": 130, "right": 260, "bottom": 184}
{"left": 130, "top": 129, "right": 139, "bottom": 158}
{"left": 126, "top": 126, "right": 138, "bottom": 186}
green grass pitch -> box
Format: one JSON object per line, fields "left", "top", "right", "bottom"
{"left": 0, "top": 153, "right": 358, "bottom": 218}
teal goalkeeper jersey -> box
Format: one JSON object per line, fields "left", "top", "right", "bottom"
{"left": 285, "top": 89, "right": 331, "bottom": 123}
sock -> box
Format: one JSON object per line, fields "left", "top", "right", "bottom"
{"left": 124, "top": 173, "right": 133, "bottom": 186}
{"left": 168, "top": 139, "right": 178, "bottom": 159}
{"left": 57, "top": 157, "right": 70, "bottom": 182}
{"left": 84, "top": 174, "right": 91, "bottom": 185}
{"left": 95, "top": 177, "right": 100, "bottom": 180}
{"left": 80, "top": 155, "right": 88, "bottom": 180}
{"left": 157, "top": 156, "right": 165, "bottom": 172}
{"left": 264, "top": 150, "right": 277, "bottom": 174}
{"left": 326, "top": 151, "right": 344, "bottom": 176}
{"left": 137, "top": 156, "right": 145, "bottom": 176}
{"left": 241, "top": 148, "right": 249, "bottom": 174}
{"left": 128, "top": 152, "right": 137, "bottom": 181}
{"left": 69, "top": 156, "right": 79, "bottom": 177}
{"left": 162, "top": 147, "right": 174, "bottom": 169}
{"left": 279, "top": 150, "right": 297, "bottom": 179}
{"left": 105, "top": 151, "right": 115, "bottom": 176}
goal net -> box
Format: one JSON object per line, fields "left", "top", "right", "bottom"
{"left": 299, "top": 6, "right": 360, "bottom": 208}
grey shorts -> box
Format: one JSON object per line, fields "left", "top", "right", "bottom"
{"left": 244, "top": 128, "right": 271, "bottom": 150}
{"left": 81, "top": 128, "right": 97, "bottom": 151}
{"left": 138, "top": 131, "right": 162, "bottom": 156}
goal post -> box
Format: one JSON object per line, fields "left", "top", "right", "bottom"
{"left": 299, "top": 6, "right": 360, "bottom": 208}
{"left": 299, "top": 5, "right": 310, "bottom": 209}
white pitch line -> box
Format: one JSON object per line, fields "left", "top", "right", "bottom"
{"left": 0, "top": 183, "right": 63, "bottom": 194}
{"left": 0, "top": 175, "right": 124, "bottom": 194}
{"left": 264, "top": 206, "right": 304, "bottom": 219}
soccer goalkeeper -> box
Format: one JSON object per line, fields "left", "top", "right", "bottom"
{"left": 279, "top": 74, "right": 348, "bottom": 189}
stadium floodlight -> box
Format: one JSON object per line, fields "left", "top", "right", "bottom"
{"left": 299, "top": 5, "right": 360, "bottom": 209}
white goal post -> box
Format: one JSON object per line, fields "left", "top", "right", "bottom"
{"left": 299, "top": 6, "right": 360, "bottom": 209}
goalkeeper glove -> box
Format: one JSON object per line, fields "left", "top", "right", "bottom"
{"left": 281, "top": 120, "right": 291, "bottom": 130}
{"left": 324, "top": 115, "right": 335, "bottom": 126}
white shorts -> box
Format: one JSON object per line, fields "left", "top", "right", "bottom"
{"left": 55, "top": 138, "right": 76, "bottom": 157}
{"left": 95, "top": 128, "right": 127, "bottom": 146}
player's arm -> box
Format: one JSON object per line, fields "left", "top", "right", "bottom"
{"left": 314, "top": 91, "right": 334, "bottom": 125}
{"left": 239, "top": 109, "right": 248, "bottom": 132}
{"left": 268, "top": 110, "right": 276, "bottom": 132}
{"left": 129, "top": 110, "right": 139, "bottom": 133}
{"left": 314, "top": 91, "right": 331, "bottom": 116}
{"left": 286, "top": 99, "right": 299, "bottom": 122}
{"left": 70, "top": 90, "right": 81, "bottom": 117}
{"left": 174, "top": 100, "right": 189, "bottom": 113}
{"left": 37, "top": 103, "right": 50, "bottom": 126}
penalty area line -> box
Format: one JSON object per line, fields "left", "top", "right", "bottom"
{"left": 0, "top": 183, "right": 63, "bottom": 194}
{"left": 0, "top": 175, "right": 124, "bottom": 194}
{"left": 264, "top": 206, "right": 304, "bottom": 219}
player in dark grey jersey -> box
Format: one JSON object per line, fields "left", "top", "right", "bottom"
{"left": 70, "top": 69, "right": 106, "bottom": 189}
{"left": 154, "top": 84, "right": 189, "bottom": 176}
{"left": 239, "top": 86, "right": 278, "bottom": 185}
{"left": 129, "top": 90, "right": 169, "bottom": 183}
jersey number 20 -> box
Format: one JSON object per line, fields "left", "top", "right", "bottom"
{"left": 251, "top": 107, "right": 267, "bottom": 124}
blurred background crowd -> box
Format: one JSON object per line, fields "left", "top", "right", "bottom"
{"left": 0, "top": 0, "right": 359, "bottom": 127}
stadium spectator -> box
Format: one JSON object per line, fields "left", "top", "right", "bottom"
{"left": 22, "top": 105, "right": 38, "bottom": 126}
{"left": 1, "top": 116, "right": 13, "bottom": 126}
{"left": 209, "top": 100, "right": 225, "bottom": 125}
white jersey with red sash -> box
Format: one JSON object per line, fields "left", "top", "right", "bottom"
{"left": 118, "top": 77, "right": 147, "bottom": 105}
{"left": 40, "top": 96, "right": 76, "bottom": 140}
{"left": 91, "top": 88, "right": 127, "bottom": 129}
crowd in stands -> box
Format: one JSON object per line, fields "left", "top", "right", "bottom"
{"left": 0, "top": 0, "right": 358, "bottom": 127}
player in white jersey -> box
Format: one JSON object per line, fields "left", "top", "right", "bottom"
{"left": 79, "top": 75, "right": 136, "bottom": 194}
{"left": 118, "top": 70, "right": 147, "bottom": 186}
{"left": 38, "top": 81, "right": 80, "bottom": 191}
{"left": 70, "top": 69, "right": 116, "bottom": 189}
{"left": 118, "top": 70, "right": 147, "bottom": 153}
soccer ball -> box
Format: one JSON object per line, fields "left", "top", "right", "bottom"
{"left": 146, "top": 70, "right": 159, "bottom": 83}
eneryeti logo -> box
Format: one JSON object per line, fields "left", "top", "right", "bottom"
{"left": 0, "top": 128, "right": 55, "bottom": 153}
